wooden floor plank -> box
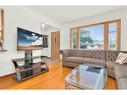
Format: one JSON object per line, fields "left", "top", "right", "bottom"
{"left": 0, "top": 61, "right": 117, "bottom": 89}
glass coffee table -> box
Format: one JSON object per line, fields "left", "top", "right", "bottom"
{"left": 65, "top": 64, "right": 107, "bottom": 89}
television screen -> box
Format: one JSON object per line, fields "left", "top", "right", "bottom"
{"left": 17, "top": 27, "right": 43, "bottom": 51}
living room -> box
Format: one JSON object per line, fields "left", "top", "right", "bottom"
{"left": 0, "top": 4, "right": 127, "bottom": 93}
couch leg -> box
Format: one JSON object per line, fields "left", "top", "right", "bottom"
{"left": 108, "top": 75, "right": 116, "bottom": 80}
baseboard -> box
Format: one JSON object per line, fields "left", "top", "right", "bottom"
{"left": 0, "top": 72, "right": 15, "bottom": 78}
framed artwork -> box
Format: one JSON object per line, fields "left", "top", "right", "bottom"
{"left": 0, "top": 9, "right": 4, "bottom": 50}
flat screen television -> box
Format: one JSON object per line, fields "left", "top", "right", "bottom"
{"left": 17, "top": 27, "right": 43, "bottom": 51}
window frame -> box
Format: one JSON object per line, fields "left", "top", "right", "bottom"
{"left": 70, "top": 28, "right": 79, "bottom": 49}
{"left": 70, "top": 19, "right": 121, "bottom": 50}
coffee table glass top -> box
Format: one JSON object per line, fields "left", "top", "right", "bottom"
{"left": 65, "top": 64, "right": 104, "bottom": 89}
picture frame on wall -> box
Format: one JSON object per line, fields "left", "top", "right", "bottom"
{"left": 0, "top": 9, "right": 4, "bottom": 50}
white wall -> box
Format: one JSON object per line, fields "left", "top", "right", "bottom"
{"left": 0, "top": 6, "right": 60, "bottom": 76}
{"left": 45, "top": 28, "right": 59, "bottom": 57}
{"left": 60, "top": 26, "right": 70, "bottom": 49}
{"left": 60, "top": 8, "right": 127, "bottom": 51}
{"left": 1, "top": 7, "right": 127, "bottom": 76}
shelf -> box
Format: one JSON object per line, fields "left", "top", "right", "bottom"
{"left": 15, "top": 69, "right": 49, "bottom": 82}
{"left": 12, "top": 55, "right": 49, "bottom": 82}
{"left": 0, "top": 49, "right": 7, "bottom": 52}
{"left": 19, "top": 65, "right": 45, "bottom": 72}
{"left": 12, "top": 56, "right": 48, "bottom": 62}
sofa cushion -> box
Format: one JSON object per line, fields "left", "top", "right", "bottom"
{"left": 115, "top": 64, "right": 127, "bottom": 79}
{"left": 69, "top": 49, "right": 84, "bottom": 57}
{"left": 82, "top": 58, "right": 91, "bottom": 64}
{"left": 82, "top": 58, "right": 105, "bottom": 66}
{"left": 106, "top": 50, "right": 119, "bottom": 61}
{"left": 82, "top": 50, "right": 92, "bottom": 58}
{"left": 91, "top": 50, "right": 105, "bottom": 60}
{"left": 106, "top": 61, "right": 115, "bottom": 70}
{"left": 117, "top": 78, "right": 127, "bottom": 89}
{"left": 63, "top": 56, "right": 82, "bottom": 63}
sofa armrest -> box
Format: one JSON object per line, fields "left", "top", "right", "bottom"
{"left": 60, "top": 49, "right": 71, "bottom": 59}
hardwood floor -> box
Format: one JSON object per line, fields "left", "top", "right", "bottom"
{"left": 0, "top": 61, "right": 117, "bottom": 89}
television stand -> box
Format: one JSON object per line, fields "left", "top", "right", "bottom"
{"left": 12, "top": 56, "right": 49, "bottom": 82}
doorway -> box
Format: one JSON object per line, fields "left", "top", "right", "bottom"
{"left": 51, "top": 31, "right": 60, "bottom": 60}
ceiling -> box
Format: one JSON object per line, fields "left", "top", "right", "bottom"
{"left": 41, "top": 23, "right": 59, "bottom": 32}
{"left": 28, "top": 6, "right": 125, "bottom": 24}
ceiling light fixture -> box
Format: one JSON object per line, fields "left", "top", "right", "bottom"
{"left": 41, "top": 23, "right": 45, "bottom": 33}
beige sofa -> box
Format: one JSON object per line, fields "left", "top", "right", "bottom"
{"left": 60, "top": 49, "right": 127, "bottom": 89}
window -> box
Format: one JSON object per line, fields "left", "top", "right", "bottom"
{"left": 80, "top": 25, "right": 104, "bottom": 49}
{"left": 72, "top": 32, "right": 76, "bottom": 49}
{"left": 70, "top": 19, "right": 120, "bottom": 50}
{"left": 108, "top": 23, "right": 117, "bottom": 50}
{"left": 70, "top": 29, "right": 77, "bottom": 49}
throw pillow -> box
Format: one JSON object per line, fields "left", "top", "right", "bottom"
{"left": 115, "top": 52, "right": 127, "bottom": 64}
